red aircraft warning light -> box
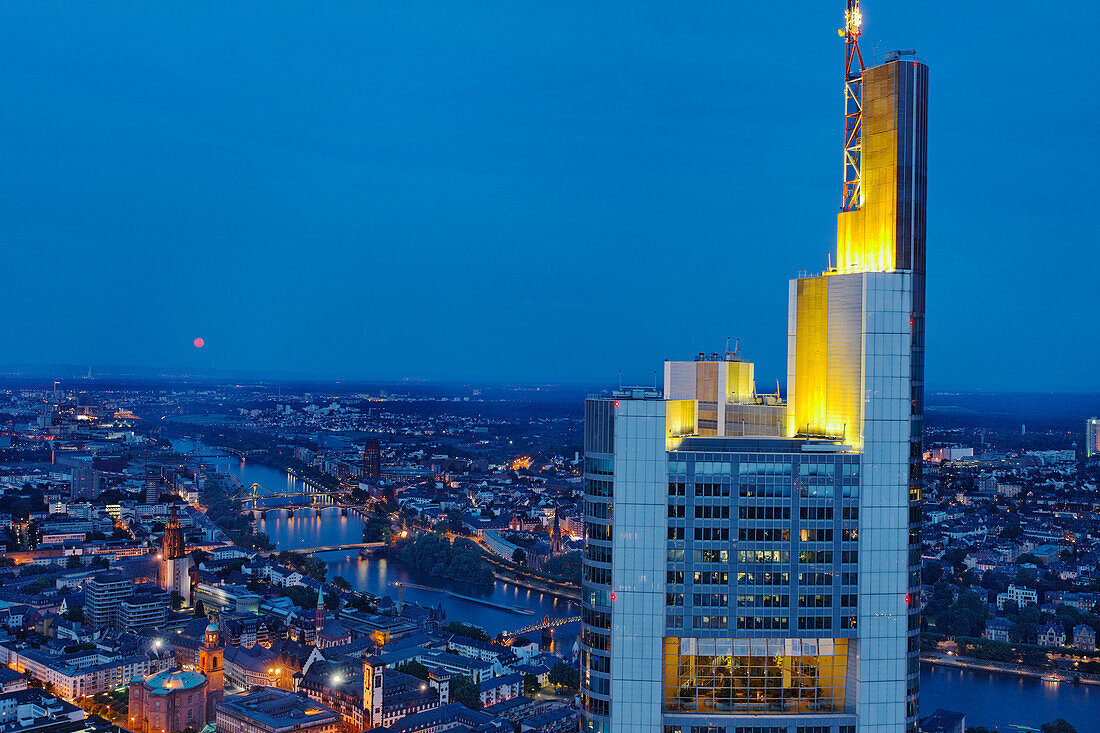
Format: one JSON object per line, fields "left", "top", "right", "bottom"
{"left": 194, "top": 337, "right": 205, "bottom": 348}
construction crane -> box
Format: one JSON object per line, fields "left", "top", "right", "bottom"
{"left": 840, "top": 0, "right": 865, "bottom": 212}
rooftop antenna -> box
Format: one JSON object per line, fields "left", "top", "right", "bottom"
{"left": 841, "top": 0, "right": 865, "bottom": 213}
{"left": 618, "top": 370, "right": 622, "bottom": 390}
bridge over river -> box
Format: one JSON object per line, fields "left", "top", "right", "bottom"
{"left": 265, "top": 541, "right": 387, "bottom": 556}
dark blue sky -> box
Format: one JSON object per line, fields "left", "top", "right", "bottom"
{"left": 2, "top": 2, "right": 1095, "bottom": 390}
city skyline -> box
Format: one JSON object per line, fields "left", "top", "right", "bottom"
{"left": 1, "top": 2, "right": 1096, "bottom": 391}
{"left": 0, "top": 5, "right": 1097, "bottom": 733}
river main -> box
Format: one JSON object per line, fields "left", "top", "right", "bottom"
{"left": 173, "top": 439, "right": 579, "bottom": 641}
{"left": 174, "top": 440, "right": 1097, "bottom": 728}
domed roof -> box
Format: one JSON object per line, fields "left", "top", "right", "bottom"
{"left": 206, "top": 622, "right": 219, "bottom": 633}
{"left": 145, "top": 669, "right": 207, "bottom": 694}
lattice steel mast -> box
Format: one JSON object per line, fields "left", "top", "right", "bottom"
{"left": 841, "top": 0, "right": 865, "bottom": 212}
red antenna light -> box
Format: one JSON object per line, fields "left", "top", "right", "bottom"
{"left": 613, "top": 401, "right": 619, "bottom": 408}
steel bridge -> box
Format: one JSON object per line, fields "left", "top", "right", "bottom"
{"left": 500, "top": 615, "right": 580, "bottom": 639}
{"left": 233, "top": 481, "right": 349, "bottom": 506}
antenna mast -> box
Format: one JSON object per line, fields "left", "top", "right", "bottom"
{"left": 841, "top": 0, "right": 865, "bottom": 212}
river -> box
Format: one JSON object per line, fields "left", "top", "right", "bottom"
{"left": 171, "top": 439, "right": 580, "bottom": 642}
{"left": 173, "top": 440, "right": 1096, "bottom": 725}
{"left": 920, "top": 661, "right": 1100, "bottom": 731}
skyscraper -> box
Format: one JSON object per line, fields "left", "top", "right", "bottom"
{"left": 580, "top": 7, "right": 926, "bottom": 733}
{"left": 362, "top": 438, "right": 382, "bottom": 482}
{"left": 1087, "top": 418, "right": 1100, "bottom": 458}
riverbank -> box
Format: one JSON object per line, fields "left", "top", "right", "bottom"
{"left": 465, "top": 536, "right": 582, "bottom": 601}
{"left": 491, "top": 569, "right": 582, "bottom": 602}
{"left": 922, "top": 650, "right": 1100, "bottom": 686}
{"left": 920, "top": 660, "right": 1100, "bottom": 733}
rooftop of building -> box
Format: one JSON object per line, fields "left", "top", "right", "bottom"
{"left": 672, "top": 435, "right": 854, "bottom": 455}
{"left": 140, "top": 668, "right": 207, "bottom": 694}
{"left": 217, "top": 688, "right": 339, "bottom": 728}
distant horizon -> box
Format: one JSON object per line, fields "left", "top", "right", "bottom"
{"left": 0, "top": 361, "right": 1098, "bottom": 399}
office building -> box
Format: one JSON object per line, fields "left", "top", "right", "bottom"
{"left": 1087, "top": 418, "right": 1099, "bottom": 458}
{"left": 363, "top": 439, "right": 382, "bottom": 481}
{"left": 70, "top": 466, "right": 100, "bottom": 501}
{"left": 216, "top": 688, "right": 340, "bottom": 733}
{"left": 85, "top": 573, "right": 134, "bottom": 629}
{"left": 118, "top": 589, "right": 170, "bottom": 633}
{"left": 145, "top": 468, "right": 164, "bottom": 504}
{"left": 579, "top": 6, "right": 926, "bottom": 732}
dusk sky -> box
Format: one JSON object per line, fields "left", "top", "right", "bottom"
{"left": 2, "top": 2, "right": 1095, "bottom": 391}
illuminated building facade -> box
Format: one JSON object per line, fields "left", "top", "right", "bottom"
{"left": 579, "top": 10, "right": 926, "bottom": 733}
{"left": 1087, "top": 418, "right": 1100, "bottom": 458}
{"left": 160, "top": 504, "right": 193, "bottom": 606}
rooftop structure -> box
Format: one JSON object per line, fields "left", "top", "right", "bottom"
{"left": 216, "top": 688, "right": 340, "bottom": 733}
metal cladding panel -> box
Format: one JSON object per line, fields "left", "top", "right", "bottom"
{"left": 835, "top": 59, "right": 928, "bottom": 277}
{"left": 788, "top": 273, "right": 865, "bottom": 450}
{"left": 789, "top": 275, "right": 829, "bottom": 438}
{"left": 584, "top": 399, "right": 615, "bottom": 455}
{"left": 857, "top": 271, "right": 913, "bottom": 733}
{"left": 664, "top": 361, "right": 697, "bottom": 401}
{"left": 609, "top": 399, "right": 667, "bottom": 733}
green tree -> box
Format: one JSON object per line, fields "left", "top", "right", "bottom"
{"left": 1040, "top": 720, "right": 1077, "bottom": 733}
{"left": 332, "top": 576, "right": 351, "bottom": 591}
{"left": 548, "top": 661, "right": 579, "bottom": 689}
{"left": 523, "top": 673, "right": 540, "bottom": 696}
{"left": 396, "top": 660, "right": 430, "bottom": 680}
{"left": 66, "top": 556, "right": 82, "bottom": 569}
{"left": 512, "top": 548, "right": 527, "bottom": 565}
{"left": 193, "top": 600, "right": 207, "bottom": 618}
{"left": 450, "top": 674, "right": 480, "bottom": 710}
{"left": 445, "top": 622, "right": 490, "bottom": 642}
{"left": 541, "top": 552, "right": 582, "bottom": 585}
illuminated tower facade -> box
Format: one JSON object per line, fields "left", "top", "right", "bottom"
{"left": 579, "top": 7, "right": 926, "bottom": 733}
{"left": 160, "top": 505, "right": 192, "bottom": 606}
{"left": 197, "top": 622, "right": 224, "bottom": 720}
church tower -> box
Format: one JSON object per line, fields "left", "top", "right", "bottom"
{"left": 314, "top": 586, "right": 325, "bottom": 643}
{"left": 197, "top": 621, "right": 224, "bottom": 720}
{"left": 159, "top": 505, "right": 192, "bottom": 606}
{"left": 550, "top": 511, "right": 562, "bottom": 555}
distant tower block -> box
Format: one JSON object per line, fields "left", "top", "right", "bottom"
{"left": 362, "top": 439, "right": 382, "bottom": 481}
{"left": 1088, "top": 418, "right": 1100, "bottom": 458}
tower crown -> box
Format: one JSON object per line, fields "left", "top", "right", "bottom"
{"left": 161, "top": 505, "right": 186, "bottom": 559}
